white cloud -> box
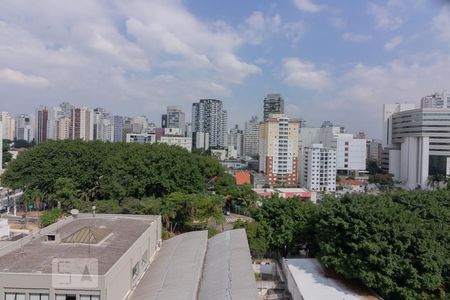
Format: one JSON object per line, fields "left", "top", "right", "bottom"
{"left": 431, "top": 5, "right": 450, "bottom": 42}
{"left": 293, "top": 0, "right": 322, "bottom": 13}
{"left": 283, "top": 22, "right": 305, "bottom": 46}
{"left": 343, "top": 32, "right": 372, "bottom": 43}
{"left": 384, "top": 35, "right": 403, "bottom": 51}
{"left": 367, "top": 2, "right": 403, "bottom": 30}
{"left": 331, "top": 18, "right": 347, "bottom": 30}
{"left": 0, "top": 68, "right": 50, "bottom": 88}
{"left": 240, "top": 11, "right": 281, "bottom": 45}
{"left": 0, "top": 0, "right": 261, "bottom": 115}
{"left": 282, "top": 58, "right": 332, "bottom": 90}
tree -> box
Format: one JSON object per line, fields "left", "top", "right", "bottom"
{"left": 2, "top": 140, "right": 12, "bottom": 165}
{"left": 313, "top": 192, "right": 449, "bottom": 299}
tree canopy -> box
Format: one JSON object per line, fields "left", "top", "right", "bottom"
{"left": 1, "top": 140, "right": 225, "bottom": 201}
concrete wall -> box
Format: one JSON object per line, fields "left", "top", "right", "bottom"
{"left": 280, "top": 259, "right": 304, "bottom": 300}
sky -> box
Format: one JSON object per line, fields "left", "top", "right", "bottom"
{"left": 0, "top": 0, "right": 449, "bottom": 138}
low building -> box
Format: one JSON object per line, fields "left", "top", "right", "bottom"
{"left": 235, "top": 172, "right": 251, "bottom": 185}
{"left": 126, "top": 133, "right": 156, "bottom": 144}
{"left": 338, "top": 179, "right": 368, "bottom": 193}
{"left": 159, "top": 136, "right": 192, "bottom": 152}
{"left": 252, "top": 188, "right": 316, "bottom": 203}
{"left": 0, "top": 214, "right": 161, "bottom": 300}
{"left": 282, "top": 258, "right": 378, "bottom": 300}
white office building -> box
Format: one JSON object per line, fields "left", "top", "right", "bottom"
{"left": 226, "top": 125, "right": 244, "bottom": 157}
{"left": 300, "top": 144, "right": 336, "bottom": 192}
{"left": 126, "top": 133, "right": 156, "bottom": 144}
{"left": 14, "top": 114, "right": 33, "bottom": 142}
{"left": 420, "top": 92, "right": 450, "bottom": 109}
{"left": 300, "top": 126, "right": 366, "bottom": 173}
{"left": 383, "top": 103, "right": 450, "bottom": 189}
{"left": 161, "top": 106, "right": 186, "bottom": 136}
{"left": 93, "top": 108, "right": 114, "bottom": 142}
{"left": 160, "top": 136, "right": 192, "bottom": 152}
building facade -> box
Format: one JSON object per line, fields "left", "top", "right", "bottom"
{"left": 226, "top": 125, "right": 244, "bottom": 157}
{"left": 263, "top": 94, "right": 284, "bottom": 121}
{"left": 126, "top": 133, "right": 156, "bottom": 144}
{"left": 160, "top": 136, "right": 192, "bottom": 152}
{"left": 300, "top": 144, "right": 336, "bottom": 192}
{"left": 14, "top": 114, "right": 33, "bottom": 142}
{"left": 191, "top": 99, "right": 227, "bottom": 148}
{"left": 383, "top": 104, "right": 450, "bottom": 189}
{"left": 259, "top": 114, "right": 299, "bottom": 187}
{"left": 0, "top": 112, "right": 15, "bottom": 141}
{"left": 35, "top": 106, "right": 49, "bottom": 143}
{"left": 420, "top": 92, "right": 450, "bottom": 109}
{"left": 56, "top": 117, "right": 71, "bottom": 140}
{"left": 161, "top": 106, "right": 186, "bottom": 136}
{"left": 244, "top": 116, "right": 259, "bottom": 157}
{"left": 70, "top": 107, "right": 94, "bottom": 141}
{"left": 113, "top": 115, "right": 124, "bottom": 142}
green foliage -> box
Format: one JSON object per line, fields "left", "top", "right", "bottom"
{"left": 251, "top": 197, "right": 316, "bottom": 257}
{"left": 368, "top": 173, "right": 394, "bottom": 187}
{"left": 40, "top": 208, "right": 64, "bottom": 227}
{"left": 1, "top": 140, "right": 225, "bottom": 202}
{"left": 234, "top": 220, "right": 268, "bottom": 258}
{"left": 2, "top": 139, "right": 12, "bottom": 165}
{"left": 366, "top": 159, "right": 383, "bottom": 175}
{"left": 314, "top": 191, "right": 450, "bottom": 299}
{"left": 13, "top": 139, "right": 33, "bottom": 148}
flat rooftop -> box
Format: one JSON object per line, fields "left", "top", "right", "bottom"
{"left": 284, "top": 258, "right": 378, "bottom": 300}
{"left": 0, "top": 214, "right": 158, "bottom": 275}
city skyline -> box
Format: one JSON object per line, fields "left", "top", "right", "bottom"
{"left": 0, "top": 0, "right": 449, "bottom": 138}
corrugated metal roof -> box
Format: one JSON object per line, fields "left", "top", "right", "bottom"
{"left": 198, "top": 229, "right": 258, "bottom": 300}
{"left": 129, "top": 231, "right": 208, "bottom": 300}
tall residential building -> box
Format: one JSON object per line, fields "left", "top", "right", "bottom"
{"left": 300, "top": 126, "right": 366, "bottom": 173}
{"left": 263, "top": 94, "right": 284, "bottom": 121}
{"left": 113, "top": 115, "right": 124, "bottom": 142}
{"left": 420, "top": 92, "right": 450, "bottom": 109}
{"left": 259, "top": 114, "right": 300, "bottom": 187}
{"left": 93, "top": 108, "right": 114, "bottom": 142}
{"left": 382, "top": 103, "right": 416, "bottom": 148}
{"left": 47, "top": 106, "right": 63, "bottom": 140}
{"left": 60, "top": 101, "right": 74, "bottom": 117}
{"left": 14, "top": 114, "right": 33, "bottom": 142}
{"left": 0, "top": 112, "right": 15, "bottom": 141}
{"left": 70, "top": 107, "right": 94, "bottom": 141}
{"left": 244, "top": 116, "right": 260, "bottom": 157}
{"left": 56, "top": 117, "right": 71, "bottom": 140}
{"left": 191, "top": 99, "right": 227, "bottom": 148}
{"left": 35, "top": 106, "right": 49, "bottom": 143}
{"left": 226, "top": 125, "right": 244, "bottom": 157}
{"left": 161, "top": 106, "right": 186, "bottom": 136}
{"left": 367, "top": 139, "right": 383, "bottom": 162}
{"left": 300, "top": 144, "right": 336, "bottom": 192}
{"left": 383, "top": 104, "right": 450, "bottom": 189}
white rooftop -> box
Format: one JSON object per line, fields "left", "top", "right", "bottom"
{"left": 284, "top": 258, "right": 377, "bottom": 300}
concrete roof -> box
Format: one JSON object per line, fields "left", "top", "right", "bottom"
{"left": 198, "top": 229, "right": 258, "bottom": 300}
{"left": 0, "top": 214, "right": 158, "bottom": 274}
{"left": 284, "top": 258, "right": 378, "bottom": 300}
{"left": 129, "top": 231, "right": 208, "bottom": 300}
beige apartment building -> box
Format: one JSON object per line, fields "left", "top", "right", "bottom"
{"left": 259, "top": 114, "right": 300, "bottom": 187}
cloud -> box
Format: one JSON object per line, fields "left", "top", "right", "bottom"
{"left": 240, "top": 11, "right": 281, "bottom": 45}
{"left": 283, "top": 22, "right": 305, "bottom": 46}
{"left": 331, "top": 18, "right": 347, "bottom": 30}
{"left": 0, "top": 68, "right": 50, "bottom": 88}
{"left": 367, "top": 2, "right": 403, "bottom": 30}
{"left": 343, "top": 32, "right": 372, "bottom": 42}
{"left": 431, "top": 5, "right": 450, "bottom": 42}
{"left": 293, "top": 0, "right": 322, "bottom": 13}
{"left": 384, "top": 35, "right": 403, "bottom": 51}
{"left": 0, "top": 0, "right": 261, "bottom": 116}
{"left": 282, "top": 58, "right": 332, "bottom": 90}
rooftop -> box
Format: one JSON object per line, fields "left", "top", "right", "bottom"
{"left": 284, "top": 258, "right": 378, "bottom": 300}
{"left": 0, "top": 214, "right": 158, "bottom": 275}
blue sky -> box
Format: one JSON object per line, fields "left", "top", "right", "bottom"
{"left": 0, "top": 0, "right": 449, "bottom": 137}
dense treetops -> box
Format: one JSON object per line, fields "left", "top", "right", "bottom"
{"left": 242, "top": 191, "right": 450, "bottom": 299}
{"left": 1, "top": 140, "right": 224, "bottom": 201}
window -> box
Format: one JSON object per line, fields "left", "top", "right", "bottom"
{"left": 5, "top": 294, "right": 25, "bottom": 300}
{"left": 30, "top": 295, "right": 49, "bottom": 300}
{"left": 56, "top": 295, "right": 76, "bottom": 300}
{"left": 80, "top": 296, "right": 100, "bottom": 300}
